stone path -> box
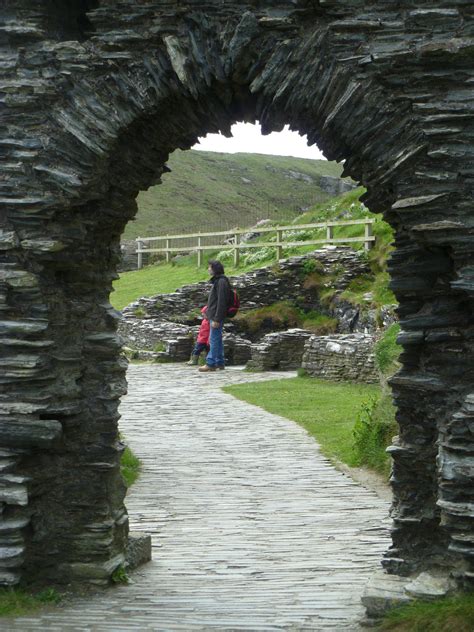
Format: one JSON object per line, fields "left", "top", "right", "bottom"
{"left": 9, "top": 364, "right": 391, "bottom": 631}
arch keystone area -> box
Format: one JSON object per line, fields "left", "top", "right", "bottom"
{"left": 1, "top": 0, "right": 473, "bottom": 609}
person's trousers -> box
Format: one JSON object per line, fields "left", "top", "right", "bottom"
{"left": 206, "top": 323, "right": 224, "bottom": 367}
{"left": 192, "top": 341, "right": 209, "bottom": 356}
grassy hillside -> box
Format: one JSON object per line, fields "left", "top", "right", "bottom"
{"left": 125, "top": 149, "right": 348, "bottom": 239}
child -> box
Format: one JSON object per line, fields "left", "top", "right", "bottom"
{"left": 187, "top": 306, "right": 210, "bottom": 365}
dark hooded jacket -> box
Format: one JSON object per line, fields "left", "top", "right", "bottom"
{"left": 206, "top": 274, "right": 231, "bottom": 323}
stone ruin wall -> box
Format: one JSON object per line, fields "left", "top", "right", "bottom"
{"left": 302, "top": 334, "right": 379, "bottom": 384}
{"left": 0, "top": 0, "right": 473, "bottom": 594}
{"left": 120, "top": 248, "right": 382, "bottom": 334}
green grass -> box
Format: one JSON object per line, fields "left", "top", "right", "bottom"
{"left": 223, "top": 376, "right": 380, "bottom": 466}
{"left": 0, "top": 587, "right": 61, "bottom": 617}
{"left": 121, "top": 445, "right": 141, "bottom": 488}
{"left": 112, "top": 253, "right": 270, "bottom": 310}
{"left": 377, "top": 594, "right": 474, "bottom": 631}
{"left": 127, "top": 149, "right": 347, "bottom": 239}
{"left": 112, "top": 260, "right": 210, "bottom": 310}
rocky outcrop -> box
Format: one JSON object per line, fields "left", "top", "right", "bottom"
{"left": 302, "top": 334, "right": 379, "bottom": 384}
{"left": 319, "top": 176, "right": 356, "bottom": 197}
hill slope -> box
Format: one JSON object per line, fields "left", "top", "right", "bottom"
{"left": 125, "top": 149, "right": 350, "bottom": 239}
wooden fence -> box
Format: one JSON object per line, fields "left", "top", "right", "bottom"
{"left": 135, "top": 219, "right": 375, "bottom": 269}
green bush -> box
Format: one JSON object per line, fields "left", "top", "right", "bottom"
{"left": 352, "top": 390, "right": 398, "bottom": 476}
{"left": 375, "top": 323, "right": 401, "bottom": 375}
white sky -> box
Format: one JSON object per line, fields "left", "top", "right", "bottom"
{"left": 193, "top": 122, "right": 325, "bottom": 160}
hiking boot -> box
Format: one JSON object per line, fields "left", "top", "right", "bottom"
{"left": 216, "top": 366, "right": 225, "bottom": 370}
{"left": 198, "top": 365, "right": 216, "bottom": 372}
{"left": 187, "top": 354, "right": 199, "bottom": 366}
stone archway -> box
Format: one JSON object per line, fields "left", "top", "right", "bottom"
{"left": 1, "top": 1, "right": 473, "bottom": 593}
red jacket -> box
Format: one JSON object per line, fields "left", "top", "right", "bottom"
{"left": 197, "top": 306, "right": 210, "bottom": 345}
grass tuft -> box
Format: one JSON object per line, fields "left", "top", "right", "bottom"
{"left": 377, "top": 593, "right": 474, "bottom": 631}
{"left": 0, "top": 587, "right": 61, "bottom": 617}
{"left": 121, "top": 445, "right": 141, "bottom": 488}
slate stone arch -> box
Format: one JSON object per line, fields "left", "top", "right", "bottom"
{"left": 1, "top": 1, "right": 473, "bottom": 593}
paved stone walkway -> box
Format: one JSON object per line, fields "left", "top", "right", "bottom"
{"left": 9, "top": 364, "right": 390, "bottom": 631}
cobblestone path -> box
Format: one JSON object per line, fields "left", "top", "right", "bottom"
{"left": 9, "top": 364, "right": 390, "bottom": 631}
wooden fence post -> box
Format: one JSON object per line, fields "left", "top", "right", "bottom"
{"left": 234, "top": 233, "right": 240, "bottom": 267}
{"left": 197, "top": 235, "right": 203, "bottom": 267}
{"left": 364, "top": 221, "right": 373, "bottom": 251}
{"left": 276, "top": 229, "right": 283, "bottom": 260}
{"left": 326, "top": 224, "right": 334, "bottom": 244}
{"left": 165, "top": 237, "right": 171, "bottom": 263}
{"left": 137, "top": 238, "right": 143, "bottom": 269}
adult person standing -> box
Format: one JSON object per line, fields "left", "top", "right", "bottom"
{"left": 199, "top": 259, "right": 231, "bottom": 372}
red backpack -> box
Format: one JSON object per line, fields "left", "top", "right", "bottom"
{"left": 227, "top": 288, "right": 240, "bottom": 318}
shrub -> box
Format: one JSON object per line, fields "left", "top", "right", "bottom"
{"left": 375, "top": 323, "right": 401, "bottom": 375}
{"left": 301, "top": 259, "right": 324, "bottom": 276}
{"left": 352, "top": 390, "right": 397, "bottom": 476}
{"left": 235, "top": 302, "right": 300, "bottom": 335}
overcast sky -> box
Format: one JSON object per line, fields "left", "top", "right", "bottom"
{"left": 193, "top": 122, "right": 325, "bottom": 160}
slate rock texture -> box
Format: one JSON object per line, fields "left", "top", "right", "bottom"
{"left": 301, "top": 334, "right": 379, "bottom": 384}
{"left": 0, "top": 0, "right": 473, "bottom": 594}
{"left": 121, "top": 248, "right": 377, "bottom": 334}
{"left": 247, "top": 329, "right": 313, "bottom": 372}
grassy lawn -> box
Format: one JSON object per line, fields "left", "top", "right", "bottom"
{"left": 112, "top": 261, "right": 210, "bottom": 310}
{"left": 223, "top": 376, "right": 380, "bottom": 466}
{"left": 111, "top": 255, "right": 271, "bottom": 310}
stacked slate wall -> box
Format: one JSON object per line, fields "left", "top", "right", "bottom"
{"left": 301, "top": 335, "right": 379, "bottom": 384}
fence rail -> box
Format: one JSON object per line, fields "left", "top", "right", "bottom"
{"left": 136, "top": 218, "right": 375, "bottom": 269}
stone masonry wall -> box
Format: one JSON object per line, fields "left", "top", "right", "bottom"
{"left": 121, "top": 248, "right": 379, "bottom": 333}
{"left": 302, "top": 334, "right": 379, "bottom": 384}
{"left": 247, "top": 329, "right": 313, "bottom": 372}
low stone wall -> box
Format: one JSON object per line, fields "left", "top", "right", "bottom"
{"left": 301, "top": 334, "right": 378, "bottom": 384}
{"left": 120, "top": 320, "right": 195, "bottom": 360}
{"left": 247, "top": 329, "right": 313, "bottom": 371}
{"left": 121, "top": 248, "right": 372, "bottom": 324}
{"left": 119, "top": 318, "right": 252, "bottom": 364}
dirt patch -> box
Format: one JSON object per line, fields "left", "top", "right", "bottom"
{"left": 336, "top": 462, "right": 392, "bottom": 502}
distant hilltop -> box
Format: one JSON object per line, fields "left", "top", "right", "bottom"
{"left": 124, "top": 149, "right": 355, "bottom": 240}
